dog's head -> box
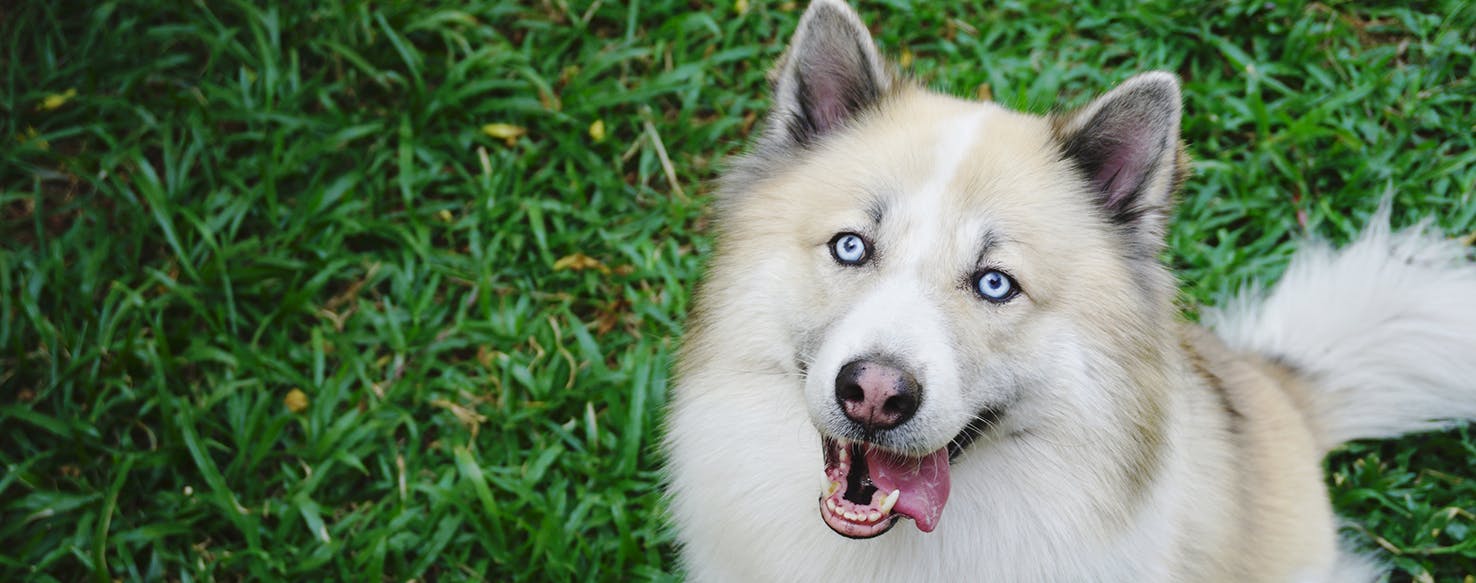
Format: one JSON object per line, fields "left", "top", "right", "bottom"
{"left": 703, "top": 0, "right": 1188, "bottom": 538}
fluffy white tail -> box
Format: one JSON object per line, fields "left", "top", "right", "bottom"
{"left": 1204, "top": 208, "right": 1476, "bottom": 451}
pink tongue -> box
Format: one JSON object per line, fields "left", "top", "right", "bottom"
{"left": 864, "top": 446, "right": 951, "bottom": 532}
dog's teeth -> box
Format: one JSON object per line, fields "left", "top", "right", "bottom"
{"left": 868, "top": 511, "right": 882, "bottom": 522}
{"left": 827, "top": 481, "right": 840, "bottom": 497}
{"left": 880, "top": 489, "right": 900, "bottom": 514}
{"left": 843, "top": 511, "right": 859, "bottom": 521}
{"left": 839, "top": 447, "right": 848, "bottom": 462}
{"left": 826, "top": 498, "right": 838, "bottom": 512}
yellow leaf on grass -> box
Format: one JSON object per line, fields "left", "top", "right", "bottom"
{"left": 284, "top": 388, "right": 309, "bottom": 414}
{"left": 482, "top": 123, "right": 526, "bottom": 146}
{"left": 16, "top": 126, "right": 49, "bottom": 151}
{"left": 976, "top": 83, "right": 993, "bottom": 102}
{"left": 734, "top": 0, "right": 749, "bottom": 15}
{"left": 553, "top": 253, "right": 610, "bottom": 274}
{"left": 559, "top": 65, "right": 581, "bottom": 84}
{"left": 37, "top": 88, "right": 77, "bottom": 111}
{"left": 899, "top": 48, "right": 914, "bottom": 68}
{"left": 588, "top": 119, "right": 606, "bottom": 143}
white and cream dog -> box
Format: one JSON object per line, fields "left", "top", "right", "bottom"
{"left": 663, "top": 1, "right": 1476, "bottom": 580}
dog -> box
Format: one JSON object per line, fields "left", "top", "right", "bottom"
{"left": 661, "top": 1, "right": 1476, "bottom": 580}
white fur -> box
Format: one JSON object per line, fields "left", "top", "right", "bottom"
{"left": 899, "top": 108, "right": 993, "bottom": 267}
{"left": 804, "top": 275, "right": 966, "bottom": 450}
{"left": 1327, "top": 540, "right": 1387, "bottom": 583}
{"left": 668, "top": 3, "right": 1471, "bottom": 578}
{"left": 803, "top": 110, "right": 993, "bottom": 452}
{"left": 668, "top": 377, "right": 1195, "bottom": 582}
{"left": 1205, "top": 207, "right": 1476, "bottom": 451}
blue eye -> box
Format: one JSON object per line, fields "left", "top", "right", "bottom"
{"left": 830, "top": 233, "right": 870, "bottom": 265}
{"left": 973, "top": 269, "right": 1018, "bottom": 302}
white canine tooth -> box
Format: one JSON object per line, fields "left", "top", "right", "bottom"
{"left": 826, "top": 498, "right": 838, "bottom": 512}
{"left": 868, "top": 511, "right": 882, "bottom": 522}
{"left": 827, "top": 481, "right": 840, "bottom": 497}
{"left": 880, "top": 489, "right": 900, "bottom": 514}
{"left": 839, "top": 447, "right": 848, "bottom": 462}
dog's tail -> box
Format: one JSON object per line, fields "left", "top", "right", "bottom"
{"left": 1203, "top": 207, "right": 1476, "bottom": 452}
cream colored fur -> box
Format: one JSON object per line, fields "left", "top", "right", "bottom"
{"left": 1205, "top": 208, "right": 1476, "bottom": 452}
{"left": 663, "top": 2, "right": 1474, "bottom": 581}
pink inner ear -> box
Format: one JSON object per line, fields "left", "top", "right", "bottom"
{"left": 1095, "top": 130, "right": 1155, "bottom": 209}
{"left": 803, "top": 52, "right": 868, "bottom": 135}
{"left": 809, "top": 81, "right": 848, "bottom": 134}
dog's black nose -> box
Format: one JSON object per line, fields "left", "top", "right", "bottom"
{"left": 835, "top": 359, "right": 920, "bottom": 431}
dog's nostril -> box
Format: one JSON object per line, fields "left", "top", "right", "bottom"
{"left": 882, "top": 394, "right": 917, "bottom": 417}
{"left": 837, "top": 381, "right": 865, "bottom": 404}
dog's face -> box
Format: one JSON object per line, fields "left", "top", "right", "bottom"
{"left": 704, "top": 0, "right": 1187, "bottom": 538}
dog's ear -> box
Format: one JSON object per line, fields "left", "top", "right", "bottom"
{"left": 1052, "top": 72, "right": 1189, "bottom": 246}
{"left": 762, "top": 0, "right": 892, "bottom": 151}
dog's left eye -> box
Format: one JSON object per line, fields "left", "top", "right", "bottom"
{"left": 829, "top": 233, "right": 871, "bottom": 266}
{"left": 973, "top": 269, "right": 1019, "bottom": 303}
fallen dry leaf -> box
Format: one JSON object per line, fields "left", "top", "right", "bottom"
{"left": 37, "top": 88, "right": 77, "bottom": 111}
{"left": 481, "top": 123, "right": 527, "bottom": 146}
{"left": 284, "top": 388, "right": 309, "bottom": 414}
{"left": 588, "top": 119, "right": 606, "bottom": 143}
{"left": 15, "top": 126, "right": 49, "bottom": 151}
{"left": 553, "top": 252, "right": 611, "bottom": 274}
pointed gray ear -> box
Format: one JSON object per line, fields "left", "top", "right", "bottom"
{"left": 1052, "top": 72, "right": 1189, "bottom": 242}
{"left": 762, "top": 0, "right": 892, "bottom": 150}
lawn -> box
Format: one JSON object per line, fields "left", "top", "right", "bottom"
{"left": 2, "top": 0, "right": 1473, "bottom": 580}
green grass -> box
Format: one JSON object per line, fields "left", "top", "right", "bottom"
{"left": 2, "top": 0, "right": 1472, "bottom": 580}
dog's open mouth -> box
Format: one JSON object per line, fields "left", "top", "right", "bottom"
{"left": 819, "top": 436, "right": 951, "bottom": 538}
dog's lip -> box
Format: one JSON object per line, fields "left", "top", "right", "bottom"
{"left": 815, "top": 406, "right": 1005, "bottom": 537}
{"left": 819, "top": 436, "right": 950, "bottom": 535}
{"left": 819, "top": 438, "right": 905, "bottom": 537}
{"left": 819, "top": 497, "right": 899, "bottom": 538}
{"left": 824, "top": 405, "right": 1007, "bottom": 466}
{"left": 947, "top": 405, "right": 1006, "bottom": 460}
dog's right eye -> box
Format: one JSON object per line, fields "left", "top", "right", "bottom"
{"left": 829, "top": 233, "right": 871, "bottom": 266}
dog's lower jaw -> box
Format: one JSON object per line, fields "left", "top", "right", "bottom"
{"left": 819, "top": 497, "right": 900, "bottom": 539}
{"left": 818, "top": 436, "right": 951, "bottom": 535}
{"left": 811, "top": 403, "right": 1009, "bottom": 538}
